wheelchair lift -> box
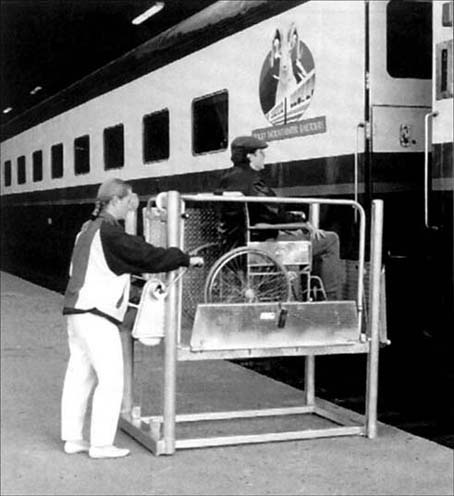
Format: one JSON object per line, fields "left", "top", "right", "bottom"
{"left": 119, "top": 192, "right": 386, "bottom": 455}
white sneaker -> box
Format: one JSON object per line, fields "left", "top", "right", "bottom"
{"left": 64, "top": 440, "right": 89, "bottom": 454}
{"left": 89, "top": 446, "right": 130, "bottom": 459}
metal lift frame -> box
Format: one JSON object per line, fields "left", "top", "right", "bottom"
{"left": 119, "top": 192, "right": 384, "bottom": 455}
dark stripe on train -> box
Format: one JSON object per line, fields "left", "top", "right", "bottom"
{"left": 433, "top": 142, "right": 454, "bottom": 180}
{"left": 1, "top": 0, "right": 304, "bottom": 142}
{"left": 2, "top": 151, "right": 451, "bottom": 207}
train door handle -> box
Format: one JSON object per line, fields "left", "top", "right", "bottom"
{"left": 354, "top": 122, "right": 366, "bottom": 222}
{"left": 424, "top": 111, "right": 439, "bottom": 229}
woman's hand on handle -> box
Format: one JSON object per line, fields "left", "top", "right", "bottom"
{"left": 303, "top": 221, "right": 327, "bottom": 241}
{"left": 189, "top": 256, "right": 204, "bottom": 267}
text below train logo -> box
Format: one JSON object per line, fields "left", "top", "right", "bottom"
{"left": 259, "top": 23, "right": 315, "bottom": 126}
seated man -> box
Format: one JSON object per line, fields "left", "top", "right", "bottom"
{"left": 216, "top": 135, "right": 341, "bottom": 300}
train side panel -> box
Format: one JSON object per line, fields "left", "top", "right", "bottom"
{"left": 0, "top": 1, "right": 365, "bottom": 198}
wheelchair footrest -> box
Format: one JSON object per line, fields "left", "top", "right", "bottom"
{"left": 190, "top": 301, "right": 359, "bottom": 351}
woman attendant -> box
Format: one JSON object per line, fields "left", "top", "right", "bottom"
{"left": 61, "top": 178, "right": 202, "bottom": 458}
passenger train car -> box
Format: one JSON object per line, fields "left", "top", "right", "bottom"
{"left": 1, "top": 0, "right": 453, "bottom": 344}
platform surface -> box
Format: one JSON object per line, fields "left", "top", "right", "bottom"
{"left": 1, "top": 271, "right": 453, "bottom": 496}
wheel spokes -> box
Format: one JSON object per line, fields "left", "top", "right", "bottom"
{"left": 207, "top": 249, "right": 290, "bottom": 303}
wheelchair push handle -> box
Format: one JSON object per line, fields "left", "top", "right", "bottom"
{"left": 288, "top": 210, "right": 307, "bottom": 221}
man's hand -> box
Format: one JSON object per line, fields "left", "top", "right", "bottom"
{"left": 189, "top": 256, "right": 204, "bottom": 267}
{"left": 303, "top": 221, "right": 326, "bottom": 241}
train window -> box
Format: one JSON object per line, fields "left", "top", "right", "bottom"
{"left": 17, "top": 156, "right": 26, "bottom": 184}
{"left": 387, "top": 0, "right": 432, "bottom": 79}
{"left": 192, "top": 90, "right": 228, "bottom": 154}
{"left": 74, "top": 135, "right": 90, "bottom": 175}
{"left": 104, "top": 124, "right": 124, "bottom": 170}
{"left": 3, "top": 160, "right": 12, "bottom": 187}
{"left": 51, "top": 143, "right": 64, "bottom": 178}
{"left": 442, "top": 2, "right": 453, "bottom": 27}
{"left": 441, "top": 49, "right": 448, "bottom": 93}
{"left": 32, "top": 150, "right": 43, "bottom": 182}
{"left": 436, "top": 40, "right": 453, "bottom": 100}
{"left": 143, "top": 109, "right": 169, "bottom": 163}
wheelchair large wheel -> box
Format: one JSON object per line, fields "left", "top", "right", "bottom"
{"left": 204, "top": 246, "right": 291, "bottom": 304}
{"left": 181, "top": 242, "right": 225, "bottom": 329}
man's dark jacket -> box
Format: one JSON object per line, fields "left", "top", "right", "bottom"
{"left": 217, "top": 162, "right": 302, "bottom": 248}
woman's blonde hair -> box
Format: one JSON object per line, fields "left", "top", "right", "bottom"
{"left": 91, "top": 178, "right": 132, "bottom": 218}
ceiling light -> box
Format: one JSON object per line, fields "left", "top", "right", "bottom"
{"left": 3, "top": 107, "right": 13, "bottom": 114}
{"left": 30, "top": 86, "right": 43, "bottom": 95}
{"left": 132, "top": 1, "right": 164, "bottom": 25}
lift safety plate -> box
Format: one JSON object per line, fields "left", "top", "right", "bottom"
{"left": 190, "top": 301, "right": 359, "bottom": 351}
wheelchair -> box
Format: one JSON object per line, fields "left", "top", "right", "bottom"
{"left": 134, "top": 193, "right": 328, "bottom": 337}
{"left": 202, "top": 194, "right": 326, "bottom": 304}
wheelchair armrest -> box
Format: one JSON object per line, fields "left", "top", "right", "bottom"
{"left": 288, "top": 210, "right": 307, "bottom": 221}
{"left": 249, "top": 222, "right": 308, "bottom": 231}
{"left": 214, "top": 191, "right": 245, "bottom": 197}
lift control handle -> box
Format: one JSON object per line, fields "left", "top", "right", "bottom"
{"left": 277, "top": 305, "right": 288, "bottom": 329}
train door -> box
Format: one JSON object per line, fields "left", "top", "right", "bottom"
{"left": 368, "top": 0, "right": 434, "bottom": 341}
{"left": 429, "top": 1, "right": 454, "bottom": 337}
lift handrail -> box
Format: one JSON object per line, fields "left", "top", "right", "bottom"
{"left": 181, "top": 194, "right": 366, "bottom": 320}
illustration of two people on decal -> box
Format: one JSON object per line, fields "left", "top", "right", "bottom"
{"left": 259, "top": 22, "right": 315, "bottom": 121}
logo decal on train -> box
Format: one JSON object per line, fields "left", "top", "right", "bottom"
{"left": 259, "top": 23, "right": 315, "bottom": 126}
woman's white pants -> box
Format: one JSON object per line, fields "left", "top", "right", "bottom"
{"left": 61, "top": 313, "right": 124, "bottom": 447}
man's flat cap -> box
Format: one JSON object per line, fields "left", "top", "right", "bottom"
{"left": 231, "top": 135, "right": 268, "bottom": 151}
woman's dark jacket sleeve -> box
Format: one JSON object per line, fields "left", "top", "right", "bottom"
{"left": 101, "top": 222, "right": 190, "bottom": 276}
